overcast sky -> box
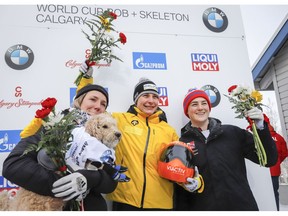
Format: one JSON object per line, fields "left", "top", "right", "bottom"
{"left": 240, "top": 5, "right": 288, "bottom": 67}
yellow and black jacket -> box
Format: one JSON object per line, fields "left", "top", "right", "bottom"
{"left": 107, "top": 106, "right": 179, "bottom": 209}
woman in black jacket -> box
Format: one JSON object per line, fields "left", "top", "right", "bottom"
{"left": 174, "top": 89, "right": 277, "bottom": 211}
{"left": 2, "top": 83, "right": 117, "bottom": 211}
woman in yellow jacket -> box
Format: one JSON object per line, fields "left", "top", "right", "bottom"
{"left": 77, "top": 64, "right": 179, "bottom": 210}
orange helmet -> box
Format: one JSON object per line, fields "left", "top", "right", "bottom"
{"left": 158, "top": 141, "right": 195, "bottom": 183}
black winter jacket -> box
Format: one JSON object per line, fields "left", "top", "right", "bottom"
{"left": 174, "top": 117, "right": 277, "bottom": 211}
{"left": 2, "top": 131, "right": 117, "bottom": 211}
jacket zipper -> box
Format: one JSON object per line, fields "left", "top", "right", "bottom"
{"left": 140, "top": 117, "right": 150, "bottom": 208}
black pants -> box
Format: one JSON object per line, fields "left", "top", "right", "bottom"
{"left": 64, "top": 193, "right": 108, "bottom": 211}
{"left": 112, "top": 201, "right": 172, "bottom": 211}
{"left": 271, "top": 176, "right": 280, "bottom": 211}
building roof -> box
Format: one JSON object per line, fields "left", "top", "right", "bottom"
{"left": 252, "top": 15, "right": 288, "bottom": 87}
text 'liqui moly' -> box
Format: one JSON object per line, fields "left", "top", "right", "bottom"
{"left": 191, "top": 53, "right": 219, "bottom": 71}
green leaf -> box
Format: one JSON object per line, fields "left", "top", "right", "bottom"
{"left": 81, "top": 9, "right": 125, "bottom": 68}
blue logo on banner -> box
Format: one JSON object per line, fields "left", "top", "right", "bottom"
{"left": 202, "top": 7, "right": 228, "bottom": 33}
{"left": 5, "top": 44, "right": 34, "bottom": 70}
{"left": 158, "top": 87, "right": 169, "bottom": 106}
{"left": 70, "top": 87, "right": 109, "bottom": 107}
{"left": 70, "top": 87, "right": 77, "bottom": 107}
{"left": 0, "top": 176, "right": 18, "bottom": 189}
{"left": 133, "top": 52, "right": 167, "bottom": 70}
{"left": 0, "top": 130, "right": 21, "bottom": 152}
{"left": 200, "top": 85, "right": 221, "bottom": 107}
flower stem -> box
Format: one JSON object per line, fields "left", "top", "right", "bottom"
{"left": 74, "top": 72, "right": 83, "bottom": 86}
{"left": 251, "top": 122, "right": 267, "bottom": 166}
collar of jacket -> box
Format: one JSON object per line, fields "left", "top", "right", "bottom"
{"left": 181, "top": 117, "right": 222, "bottom": 136}
{"left": 126, "top": 104, "right": 168, "bottom": 123}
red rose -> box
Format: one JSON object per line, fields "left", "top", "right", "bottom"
{"left": 119, "top": 32, "right": 127, "bottom": 44}
{"left": 228, "top": 85, "right": 237, "bottom": 94}
{"left": 86, "top": 60, "right": 96, "bottom": 67}
{"left": 59, "top": 165, "right": 67, "bottom": 172}
{"left": 41, "top": 97, "right": 57, "bottom": 109}
{"left": 109, "top": 12, "right": 117, "bottom": 20}
{"left": 35, "top": 107, "right": 51, "bottom": 119}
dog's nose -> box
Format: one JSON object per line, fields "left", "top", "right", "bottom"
{"left": 115, "top": 132, "right": 121, "bottom": 139}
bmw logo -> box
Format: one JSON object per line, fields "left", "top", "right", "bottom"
{"left": 201, "top": 85, "right": 221, "bottom": 107}
{"left": 202, "top": 7, "right": 228, "bottom": 33}
{"left": 5, "top": 44, "right": 34, "bottom": 70}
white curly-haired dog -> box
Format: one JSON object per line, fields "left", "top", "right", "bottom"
{"left": 85, "top": 112, "right": 121, "bottom": 149}
{"left": 0, "top": 112, "right": 122, "bottom": 211}
{"left": 66, "top": 112, "right": 122, "bottom": 170}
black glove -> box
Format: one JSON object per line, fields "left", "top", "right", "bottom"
{"left": 90, "top": 161, "right": 130, "bottom": 182}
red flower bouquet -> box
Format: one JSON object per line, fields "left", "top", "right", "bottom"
{"left": 23, "top": 97, "right": 78, "bottom": 175}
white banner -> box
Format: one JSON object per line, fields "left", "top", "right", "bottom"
{"left": 0, "top": 4, "right": 276, "bottom": 210}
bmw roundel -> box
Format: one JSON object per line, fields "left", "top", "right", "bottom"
{"left": 203, "top": 7, "right": 228, "bottom": 33}
{"left": 201, "top": 85, "right": 221, "bottom": 108}
{"left": 5, "top": 44, "right": 34, "bottom": 70}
